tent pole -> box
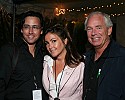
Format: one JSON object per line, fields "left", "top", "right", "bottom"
{"left": 12, "top": 1, "right": 16, "bottom": 42}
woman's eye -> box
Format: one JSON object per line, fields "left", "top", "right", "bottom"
{"left": 44, "top": 41, "right": 48, "bottom": 45}
{"left": 52, "top": 40, "right": 56, "bottom": 43}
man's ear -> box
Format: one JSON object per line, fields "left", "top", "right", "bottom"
{"left": 21, "top": 29, "right": 23, "bottom": 33}
{"left": 108, "top": 27, "right": 112, "bottom": 36}
{"left": 40, "top": 30, "right": 43, "bottom": 34}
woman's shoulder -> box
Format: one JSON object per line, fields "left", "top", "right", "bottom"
{"left": 79, "top": 62, "right": 85, "bottom": 68}
{"left": 44, "top": 55, "right": 52, "bottom": 61}
{"left": 43, "top": 55, "right": 53, "bottom": 67}
{"left": 73, "top": 62, "right": 85, "bottom": 69}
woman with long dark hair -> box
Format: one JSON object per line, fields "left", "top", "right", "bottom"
{"left": 42, "top": 24, "right": 85, "bottom": 100}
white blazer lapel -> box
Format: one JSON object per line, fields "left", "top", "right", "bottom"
{"left": 59, "top": 66, "right": 76, "bottom": 92}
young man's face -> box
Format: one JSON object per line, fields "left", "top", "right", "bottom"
{"left": 21, "top": 16, "right": 42, "bottom": 45}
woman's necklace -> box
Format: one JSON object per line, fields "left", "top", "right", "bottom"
{"left": 54, "top": 98, "right": 60, "bottom": 100}
{"left": 54, "top": 60, "right": 65, "bottom": 100}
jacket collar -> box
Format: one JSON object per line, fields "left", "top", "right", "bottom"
{"left": 14, "top": 36, "right": 45, "bottom": 56}
{"left": 85, "top": 39, "right": 123, "bottom": 87}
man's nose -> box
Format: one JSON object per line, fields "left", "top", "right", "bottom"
{"left": 29, "top": 27, "right": 33, "bottom": 34}
{"left": 92, "top": 28, "right": 97, "bottom": 35}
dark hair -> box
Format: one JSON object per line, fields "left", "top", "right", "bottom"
{"left": 44, "top": 24, "right": 84, "bottom": 68}
{"left": 20, "top": 11, "right": 44, "bottom": 29}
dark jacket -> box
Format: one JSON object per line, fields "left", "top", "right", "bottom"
{"left": 0, "top": 37, "right": 49, "bottom": 100}
{"left": 83, "top": 40, "right": 125, "bottom": 100}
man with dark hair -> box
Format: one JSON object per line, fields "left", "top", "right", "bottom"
{"left": 0, "top": 11, "right": 48, "bottom": 100}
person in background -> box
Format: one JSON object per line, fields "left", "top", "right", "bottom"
{"left": 83, "top": 11, "right": 125, "bottom": 100}
{"left": 66, "top": 20, "right": 74, "bottom": 39}
{"left": 72, "top": 21, "right": 87, "bottom": 55}
{"left": 42, "top": 24, "right": 84, "bottom": 100}
{"left": 0, "top": 11, "right": 48, "bottom": 100}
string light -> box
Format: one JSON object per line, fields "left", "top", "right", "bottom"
{"left": 54, "top": 1, "right": 124, "bottom": 18}
{"left": 55, "top": 8, "right": 65, "bottom": 16}
{"left": 65, "top": 1, "right": 124, "bottom": 17}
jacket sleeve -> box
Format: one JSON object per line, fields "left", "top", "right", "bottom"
{"left": 0, "top": 44, "right": 14, "bottom": 100}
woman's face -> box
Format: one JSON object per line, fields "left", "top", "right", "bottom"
{"left": 45, "top": 32, "right": 67, "bottom": 58}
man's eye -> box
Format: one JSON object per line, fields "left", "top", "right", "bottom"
{"left": 23, "top": 26, "right": 29, "bottom": 29}
{"left": 96, "top": 26, "right": 102, "bottom": 29}
{"left": 23, "top": 25, "right": 41, "bottom": 30}
{"left": 87, "top": 28, "right": 91, "bottom": 30}
{"left": 33, "top": 26, "right": 40, "bottom": 29}
{"left": 87, "top": 28, "right": 92, "bottom": 31}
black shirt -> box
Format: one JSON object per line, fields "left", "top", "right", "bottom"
{"left": 84, "top": 41, "right": 111, "bottom": 100}
{"left": 0, "top": 37, "right": 49, "bottom": 100}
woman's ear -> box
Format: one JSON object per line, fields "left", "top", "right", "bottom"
{"left": 64, "top": 38, "right": 68, "bottom": 45}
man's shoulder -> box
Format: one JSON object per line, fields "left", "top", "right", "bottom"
{"left": 111, "top": 40, "right": 125, "bottom": 56}
{"left": 84, "top": 49, "right": 93, "bottom": 56}
{"left": 0, "top": 42, "right": 15, "bottom": 51}
{"left": 119, "top": 45, "right": 125, "bottom": 55}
